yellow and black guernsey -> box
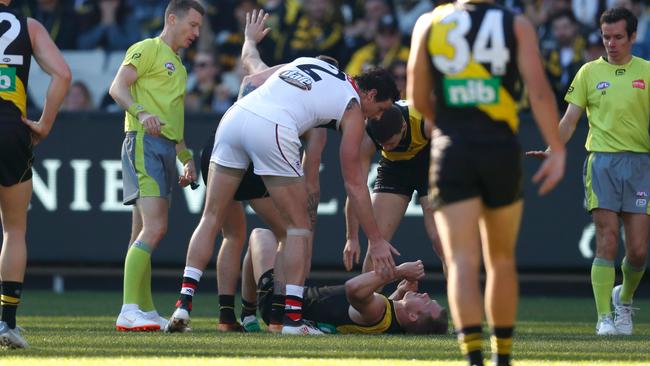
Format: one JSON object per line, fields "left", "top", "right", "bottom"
{"left": 427, "top": 1, "right": 521, "bottom": 136}
{"left": 366, "top": 100, "right": 429, "bottom": 162}
{"left": 302, "top": 285, "right": 404, "bottom": 334}
{"left": 0, "top": 4, "right": 32, "bottom": 121}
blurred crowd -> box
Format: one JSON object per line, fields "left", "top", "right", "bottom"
{"left": 13, "top": 0, "right": 650, "bottom": 114}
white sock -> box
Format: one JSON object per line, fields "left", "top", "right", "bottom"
{"left": 286, "top": 284, "right": 304, "bottom": 298}
{"left": 183, "top": 266, "right": 203, "bottom": 281}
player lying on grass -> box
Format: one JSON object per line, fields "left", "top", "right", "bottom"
{"left": 245, "top": 227, "right": 448, "bottom": 335}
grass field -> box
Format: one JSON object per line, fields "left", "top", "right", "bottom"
{"left": 2, "top": 291, "right": 650, "bottom": 365}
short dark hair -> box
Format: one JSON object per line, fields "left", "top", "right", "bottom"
{"left": 549, "top": 9, "right": 577, "bottom": 26}
{"left": 367, "top": 105, "right": 404, "bottom": 143}
{"left": 600, "top": 7, "right": 637, "bottom": 37}
{"left": 316, "top": 55, "right": 339, "bottom": 68}
{"left": 354, "top": 68, "right": 400, "bottom": 103}
{"left": 165, "top": 0, "right": 205, "bottom": 20}
{"left": 404, "top": 307, "right": 449, "bottom": 335}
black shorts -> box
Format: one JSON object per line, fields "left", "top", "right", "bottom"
{"left": 0, "top": 122, "right": 34, "bottom": 187}
{"left": 374, "top": 147, "right": 429, "bottom": 199}
{"left": 429, "top": 129, "right": 522, "bottom": 209}
{"left": 257, "top": 269, "right": 276, "bottom": 326}
{"left": 200, "top": 131, "right": 269, "bottom": 201}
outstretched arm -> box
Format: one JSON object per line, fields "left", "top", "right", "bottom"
{"left": 342, "top": 133, "right": 377, "bottom": 271}
{"left": 241, "top": 9, "right": 271, "bottom": 75}
{"left": 339, "top": 100, "right": 400, "bottom": 279}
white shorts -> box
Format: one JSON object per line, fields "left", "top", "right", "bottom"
{"left": 211, "top": 105, "right": 304, "bottom": 177}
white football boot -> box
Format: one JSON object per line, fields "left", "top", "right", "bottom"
{"left": 0, "top": 321, "right": 28, "bottom": 349}
{"left": 115, "top": 309, "right": 160, "bottom": 332}
{"left": 612, "top": 285, "right": 637, "bottom": 336}
{"left": 164, "top": 307, "right": 191, "bottom": 333}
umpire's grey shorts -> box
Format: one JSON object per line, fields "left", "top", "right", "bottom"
{"left": 121, "top": 132, "right": 176, "bottom": 205}
{"left": 583, "top": 152, "right": 650, "bottom": 214}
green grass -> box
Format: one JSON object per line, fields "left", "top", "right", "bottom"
{"left": 3, "top": 291, "right": 650, "bottom": 365}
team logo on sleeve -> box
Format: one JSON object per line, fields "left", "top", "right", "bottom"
{"left": 633, "top": 79, "right": 646, "bottom": 90}
{"left": 164, "top": 62, "right": 176, "bottom": 75}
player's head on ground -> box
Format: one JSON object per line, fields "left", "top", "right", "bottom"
{"left": 398, "top": 291, "right": 448, "bottom": 335}
{"left": 164, "top": 0, "right": 205, "bottom": 50}
{"left": 600, "top": 7, "right": 637, "bottom": 63}
{"left": 354, "top": 68, "right": 400, "bottom": 119}
{"left": 367, "top": 104, "right": 406, "bottom": 151}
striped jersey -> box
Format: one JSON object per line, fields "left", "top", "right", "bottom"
{"left": 0, "top": 4, "right": 32, "bottom": 120}
{"left": 427, "top": 1, "right": 521, "bottom": 135}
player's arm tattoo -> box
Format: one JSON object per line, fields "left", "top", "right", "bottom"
{"left": 345, "top": 98, "right": 359, "bottom": 111}
{"left": 238, "top": 80, "right": 258, "bottom": 99}
{"left": 307, "top": 191, "right": 320, "bottom": 229}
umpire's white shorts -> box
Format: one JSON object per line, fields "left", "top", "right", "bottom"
{"left": 211, "top": 105, "right": 304, "bottom": 177}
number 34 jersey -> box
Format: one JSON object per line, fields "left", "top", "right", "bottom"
{"left": 427, "top": 2, "right": 521, "bottom": 136}
{"left": 0, "top": 5, "right": 31, "bottom": 120}
{"left": 236, "top": 57, "right": 360, "bottom": 135}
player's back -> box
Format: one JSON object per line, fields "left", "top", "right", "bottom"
{"left": 236, "top": 57, "right": 360, "bottom": 135}
{"left": 427, "top": 1, "right": 521, "bottom": 137}
{"left": 0, "top": 4, "right": 32, "bottom": 122}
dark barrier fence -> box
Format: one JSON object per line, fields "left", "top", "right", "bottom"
{"left": 16, "top": 111, "right": 597, "bottom": 270}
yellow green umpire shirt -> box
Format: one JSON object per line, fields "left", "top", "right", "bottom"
{"left": 565, "top": 56, "right": 650, "bottom": 153}
{"left": 122, "top": 37, "right": 187, "bottom": 142}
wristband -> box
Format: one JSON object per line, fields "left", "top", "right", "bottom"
{"left": 177, "top": 149, "right": 193, "bottom": 164}
{"left": 127, "top": 103, "right": 146, "bottom": 118}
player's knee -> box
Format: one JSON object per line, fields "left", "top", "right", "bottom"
{"left": 143, "top": 222, "right": 167, "bottom": 243}
{"left": 625, "top": 246, "right": 647, "bottom": 265}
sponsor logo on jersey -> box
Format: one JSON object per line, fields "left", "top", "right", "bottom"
{"left": 443, "top": 77, "right": 500, "bottom": 107}
{"left": 567, "top": 86, "right": 574, "bottom": 94}
{"left": 596, "top": 81, "right": 610, "bottom": 90}
{"left": 636, "top": 198, "right": 647, "bottom": 207}
{"left": 131, "top": 53, "right": 141, "bottom": 60}
{"left": 279, "top": 70, "right": 312, "bottom": 90}
{"left": 0, "top": 67, "right": 17, "bottom": 92}
{"left": 615, "top": 69, "right": 626, "bottom": 76}
{"left": 633, "top": 79, "right": 646, "bottom": 90}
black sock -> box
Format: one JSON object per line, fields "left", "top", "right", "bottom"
{"left": 241, "top": 299, "right": 257, "bottom": 321}
{"left": 1, "top": 281, "right": 22, "bottom": 329}
{"left": 458, "top": 325, "right": 484, "bottom": 366}
{"left": 219, "top": 294, "right": 236, "bottom": 324}
{"left": 491, "top": 326, "right": 514, "bottom": 366}
{"left": 176, "top": 277, "right": 199, "bottom": 312}
{"left": 270, "top": 294, "right": 285, "bottom": 325}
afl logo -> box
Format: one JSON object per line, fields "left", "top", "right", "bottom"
{"left": 164, "top": 62, "right": 176, "bottom": 72}
{"left": 596, "top": 81, "right": 610, "bottom": 90}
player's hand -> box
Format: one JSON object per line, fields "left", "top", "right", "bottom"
{"left": 343, "top": 238, "right": 361, "bottom": 271}
{"left": 179, "top": 160, "right": 197, "bottom": 187}
{"left": 138, "top": 112, "right": 164, "bottom": 137}
{"left": 532, "top": 147, "right": 565, "bottom": 195}
{"left": 21, "top": 116, "right": 50, "bottom": 145}
{"left": 367, "top": 238, "right": 400, "bottom": 279}
{"left": 396, "top": 260, "right": 425, "bottom": 281}
{"left": 396, "top": 279, "right": 419, "bottom": 294}
{"left": 245, "top": 9, "right": 270, "bottom": 44}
